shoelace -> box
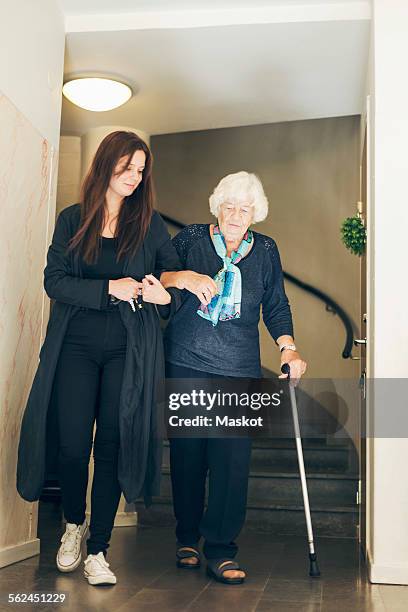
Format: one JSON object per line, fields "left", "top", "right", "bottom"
{"left": 85, "top": 554, "right": 111, "bottom": 570}
{"left": 60, "top": 526, "right": 81, "bottom": 554}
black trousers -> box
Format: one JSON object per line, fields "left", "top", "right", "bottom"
{"left": 166, "top": 362, "right": 252, "bottom": 560}
{"left": 51, "top": 307, "right": 126, "bottom": 555}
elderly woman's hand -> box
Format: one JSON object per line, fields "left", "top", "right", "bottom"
{"left": 180, "top": 271, "right": 218, "bottom": 306}
{"left": 279, "top": 350, "right": 307, "bottom": 386}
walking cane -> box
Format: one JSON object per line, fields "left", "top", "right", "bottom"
{"left": 281, "top": 363, "right": 321, "bottom": 577}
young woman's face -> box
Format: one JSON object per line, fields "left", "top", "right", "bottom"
{"left": 109, "top": 149, "right": 146, "bottom": 199}
{"left": 218, "top": 201, "right": 254, "bottom": 242}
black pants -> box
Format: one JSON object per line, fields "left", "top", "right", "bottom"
{"left": 166, "top": 362, "right": 252, "bottom": 560}
{"left": 52, "top": 307, "right": 126, "bottom": 555}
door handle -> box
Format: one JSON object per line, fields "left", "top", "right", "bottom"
{"left": 354, "top": 338, "right": 367, "bottom": 346}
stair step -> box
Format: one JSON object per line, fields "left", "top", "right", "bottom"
{"left": 134, "top": 497, "right": 358, "bottom": 538}
{"left": 251, "top": 449, "right": 350, "bottom": 473}
{"left": 158, "top": 467, "right": 358, "bottom": 506}
{"left": 160, "top": 464, "right": 358, "bottom": 481}
{"left": 250, "top": 438, "right": 351, "bottom": 449}
{"left": 163, "top": 438, "right": 353, "bottom": 450}
{"left": 162, "top": 442, "right": 355, "bottom": 474}
{"left": 245, "top": 504, "right": 358, "bottom": 537}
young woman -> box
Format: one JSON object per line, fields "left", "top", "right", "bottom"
{"left": 17, "top": 131, "right": 182, "bottom": 586}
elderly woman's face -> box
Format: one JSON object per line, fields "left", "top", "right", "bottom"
{"left": 218, "top": 201, "right": 254, "bottom": 241}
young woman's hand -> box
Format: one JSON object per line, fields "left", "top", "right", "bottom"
{"left": 109, "top": 278, "right": 143, "bottom": 301}
{"left": 142, "top": 274, "right": 171, "bottom": 305}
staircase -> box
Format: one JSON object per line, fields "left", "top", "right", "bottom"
{"left": 135, "top": 436, "right": 359, "bottom": 538}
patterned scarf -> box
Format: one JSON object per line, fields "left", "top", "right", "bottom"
{"left": 197, "top": 224, "right": 253, "bottom": 326}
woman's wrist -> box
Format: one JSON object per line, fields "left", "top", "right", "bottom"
{"left": 279, "top": 344, "right": 297, "bottom": 353}
{"left": 276, "top": 335, "right": 295, "bottom": 351}
{"left": 160, "top": 271, "right": 187, "bottom": 291}
{"left": 159, "top": 290, "right": 172, "bottom": 305}
{"left": 175, "top": 271, "right": 189, "bottom": 290}
{"left": 280, "top": 348, "right": 299, "bottom": 359}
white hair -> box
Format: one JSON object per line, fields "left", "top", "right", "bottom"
{"left": 209, "top": 171, "right": 268, "bottom": 223}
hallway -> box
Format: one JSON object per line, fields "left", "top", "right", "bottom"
{"left": 1, "top": 502, "right": 407, "bottom": 611}
{"left": 2, "top": 0, "right": 408, "bottom": 600}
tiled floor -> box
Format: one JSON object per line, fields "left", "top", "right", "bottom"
{"left": 1, "top": 502, "right": 407, "bottom": 611}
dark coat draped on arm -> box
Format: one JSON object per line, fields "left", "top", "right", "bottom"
{"left": 16, "top": 203, "right": 182, "bottom": 506}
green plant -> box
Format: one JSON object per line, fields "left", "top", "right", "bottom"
{"left": 340, "top": 215, "right": 366, "bottom": 256}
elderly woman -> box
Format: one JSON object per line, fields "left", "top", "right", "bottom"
{"left": 160, "top": 171, "right": 306, "bottom": 585}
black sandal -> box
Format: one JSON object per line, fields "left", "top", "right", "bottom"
{"left": 206, "top": 558, "right": 246, "bottom": 585}
{"left": 176, "top": 546, "right": 201, "bottom": 569}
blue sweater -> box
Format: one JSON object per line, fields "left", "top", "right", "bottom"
{"left": 164, "top": 224, "right": 294, "bottom": 377}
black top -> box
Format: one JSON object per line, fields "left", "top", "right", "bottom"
{"left": 81, "top": 236, "right": 123, "bottom": 280}
{"left": 81, "top": 236, "right": 124, "bottom": 311}
{"left": 164, "top": 224, "right": 294, "bottom": 377}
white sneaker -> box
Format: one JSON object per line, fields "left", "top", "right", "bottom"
{"left": 56, "top": 520, "right": 88, "bottom": 572}
{"left": 83, "top": 552, "right": 117, "bottom": 586}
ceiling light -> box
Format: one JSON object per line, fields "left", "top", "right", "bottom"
{"left": 62, "top": 77, "right": 132, "bottom": 112}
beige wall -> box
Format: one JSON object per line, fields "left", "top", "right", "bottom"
{"left": 0, "top": 1, "right": 64, "bottom": 567}
{"left": 151, "top": 116, "right": 361, "bottom": 380}
{"left": 0, "top": 1, "right": 64, "bottom": 149}
{"left": 56, "top": 136, "right": 82, "bottom": 216}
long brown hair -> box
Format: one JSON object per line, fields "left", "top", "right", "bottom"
{"left": 69, "top": 130, "right": 154, "bottom": 263}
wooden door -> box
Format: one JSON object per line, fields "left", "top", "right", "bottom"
{"left": 357, "top": 126, "right": 368, "bottom": 554}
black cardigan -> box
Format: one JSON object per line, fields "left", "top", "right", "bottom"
{"left": 17, "top": 204, "right": 182, "bottom": 505}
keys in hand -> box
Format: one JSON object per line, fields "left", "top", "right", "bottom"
{"left": 109, "top": 275, "right": 171, "bottom": 310}
{"left": 141, "top": 274, "right": 171, "bottom": 305}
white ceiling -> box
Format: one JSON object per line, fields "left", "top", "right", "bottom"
{"left": 60, "top": 1, "right": 371, "bottom": 136}
{"left": 60, "top": 0, "right": 368, "bottom": 14}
